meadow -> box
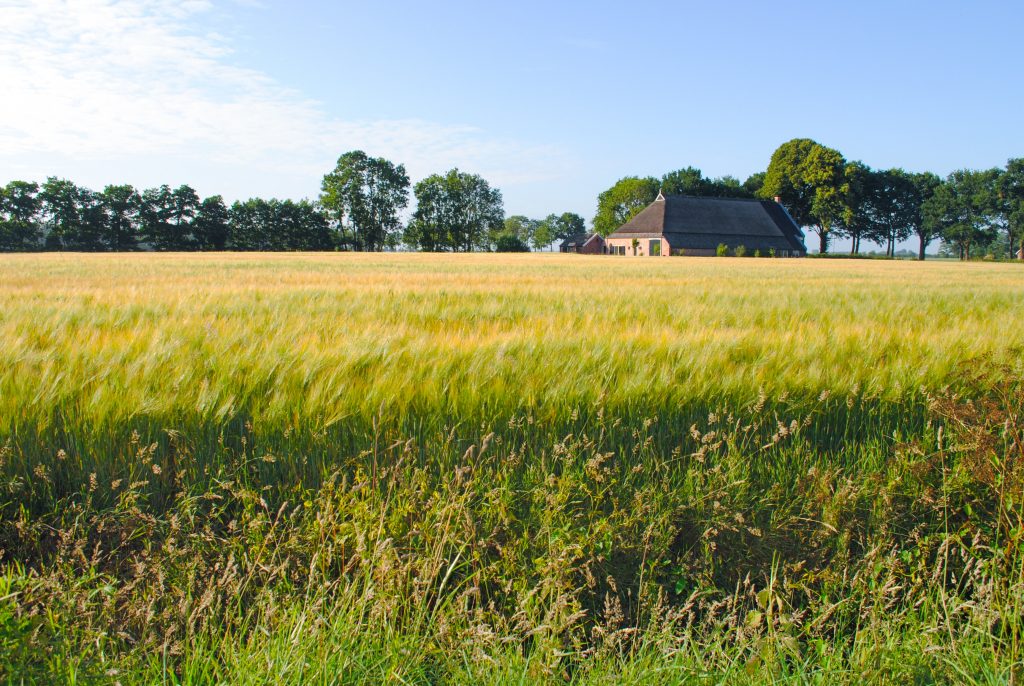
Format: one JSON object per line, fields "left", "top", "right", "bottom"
{"left": 1, "top": 253, "right": 1023, "bottom": 684}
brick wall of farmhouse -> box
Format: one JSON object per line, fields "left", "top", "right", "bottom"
{"left": 605, "top": 235, "right": 673, "bottom": 256}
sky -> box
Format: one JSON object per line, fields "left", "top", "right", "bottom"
{"left": 2, "top": 0, "right": 1023, "bottom": 250}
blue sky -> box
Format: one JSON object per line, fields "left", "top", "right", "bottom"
{"left": 2, "top": 0, "right": 1022, "bottom": 248}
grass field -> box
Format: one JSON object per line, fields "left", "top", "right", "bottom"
{"left": 2, "top": 253, "right": 1023, "bottom": 683}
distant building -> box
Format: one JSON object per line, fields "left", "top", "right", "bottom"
{"left": 604, "top": 193, "right": 807, "bottom": 257}
{"left": 559, "top": 233, "right": 605, "bottom": 254}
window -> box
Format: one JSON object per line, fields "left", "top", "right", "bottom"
{"left": 649, "top": 239, "right": 661, "bottom": 256}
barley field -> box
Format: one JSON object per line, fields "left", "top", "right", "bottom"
{"left": 2, "top": 253, "right": 1023, "bottom": 684}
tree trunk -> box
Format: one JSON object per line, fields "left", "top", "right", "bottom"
{"left": 818, "top": 230, "right": 828, "bottom": 254}
{"left": 918, "top": 235, "right": 926, "bottom": 261}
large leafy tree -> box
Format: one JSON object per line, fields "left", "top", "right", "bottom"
{"left": 592, "top": 176, "right": 659, "bottom": 236}
{"left": 803, "top": 144, "right": 848, "bottom": 254}
{"left": 660, "top": 167, "right": 708, "bottom": 196}
{"left": 836, "top": 161, "right": 875, "bottom": 255}
{"left": 743, "top": 172, "right": 766, "bottom": 197}
{"left": 759, "top": 139, "right": 818, "bottom": 228}
{"left": 194, "top": 195, "right": 230, "bottom": 251}
{"left": 870, "top": 169, "right": 918, "bottom": 258}
{"left": 536, "top": 212, "right": 586, "bottom": 250}
{"left": 908, "top": 172, "right": 942, "bottom": 260}
{"left": 760, "top": 139, "right": 847, "bottom": 253}
{"left": 531, "top": 220, "right": 554, "bottom": 251}
{"left": 320, "top": 151, "right": 410, "bottom": 251}
{"left": 551, "top": 212, "right": 586, "bottom": 241}
{"left": 999, "top": 158, "right": 1024, "bottom": 259}
{"left": 0, "top": 180, "right": 42, "bottom": 251}
{"left": 405, "top": 169, "right": 503, "bottom": 252}
{"left": 923, "top": 169, "right": 1001, "bottom": 259}
{"left": 140, "top": 185, "right": 200, "bottom": 250}
{"left": 98, "top": 184, "right": 140, "bottom": 251}
{"left": 499, "top": 215, "right": 538, "bottom": 250}
{"left": 170, "top": 185, "right": 200, "bottom": 250}
{"left": 40, "top": 177, "right": 86, "bottom": 250}
{"left": 140, "top": 186, "right": 173, "bottom": 249}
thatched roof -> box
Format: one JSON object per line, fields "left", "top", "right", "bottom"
{"left": 608, "top": 195, "right": 806, "bottom": 253}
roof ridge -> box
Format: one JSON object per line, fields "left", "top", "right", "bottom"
{"left": 661, "top": 193, "right": 764, "bottom": 202}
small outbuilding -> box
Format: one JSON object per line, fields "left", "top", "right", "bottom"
{"left": 560, "top": 233, "right": 605, "bottom": 254}
{"left": 605, "top": 194, "right": 807, "bottom": 257}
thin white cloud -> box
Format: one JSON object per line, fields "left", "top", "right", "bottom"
{"left": 0, "top": 0, "right": 573, "bottom": 195}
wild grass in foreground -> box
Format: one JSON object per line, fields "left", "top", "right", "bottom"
{"left": 1, "top": 254, "right": 1023, "bottom": 683}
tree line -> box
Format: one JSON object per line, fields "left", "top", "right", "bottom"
{"left": 0, "top": 180, "right": 332, "bottom": 252}
{"left": 5, "top": 141, "right": 1021, "bottom": 258}
{"left": 0, "top": 151, "right": 588, "bottom": 254}
{"left": 594, "top": 139, "right": 1024, "bottom": 260}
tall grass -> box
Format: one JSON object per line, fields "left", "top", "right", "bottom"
{"left": 1, "top": 253, "right": 1023, "bottom": 683}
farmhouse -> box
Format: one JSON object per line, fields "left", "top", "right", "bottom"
{"left": 605, "top": 194, "right": 807, "bottom": 257}
{"left": 559, "top": 233, "right": 605, "bottom": 254}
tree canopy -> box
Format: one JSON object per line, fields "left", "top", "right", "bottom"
{"left": 405, "top": 169, "right": 505, "bottom": 252}
{"left": 320, "top": 151, "right": 410, "bottom": 251}
{"left": 759, "top": 139, "right": 847, "bottom": 253}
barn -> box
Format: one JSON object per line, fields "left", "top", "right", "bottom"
{"left": 604, "top": 193, "right": 807, "bottom": 257}
{"left": 559, "top": 233, "right": 605, "bottom": 254}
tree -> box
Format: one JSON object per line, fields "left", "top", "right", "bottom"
{"left": 494, "top": 234, "right": 530, "bottom": 252}
{"left": 320, "top": 151, "right": 410, "bottom": 251}
{"left": 923, "top": 169, "right": 1000, "bottom": 259}
{"left": 137, "top": 184, "right": 202, "bottom": 250}
{"left": 551, "top": 212, "right": 586, "bottom": 241}
{"left": 500, "top": 215, "right": 538, "bottom": 249}
{"left": 194, "top": 195, "right": 230, "bottom": 251}
{"left": 534, "top": 212, "right": 585, "bottom": 251}
{"left": 660, "top": 167, "right": 709, "bottom": 196}
{"left": 836, "top": 161, "right": 875, "bottom": 255}
{"left": 659, "top": 167, "right": 755, "bottom": 199}
{"left": 40, "top": 177, "right": 86, "bottom": 250}
{"left": 592, "top": 176, "right": 659, "bottom": 236}
{"left": 870, "top": 169, "right": 917, "bottom": 258}
{"left": 140, "top": 186, "right": 171, "bottom": 250}
{"left": 804, "top": 144, "right": 848, "bottom": 254}
{"left": 227, "top": 198, "right": 269, "bottom": 251}
{"left": 98, "top": 184, "right": 140, "bottom": 251}
{"left": 75, "top": 188, "right": 108, "bottom": 251}
{"left": 760, "top": 139, "right": 847, "bottom": 253}
{"left": 0, "top": 180, "right": 41, "bottom": 251}
{"left": 999, "top": 158, "right": 1024, "bottom": 259}
{"left": 708, "top": 175, "right": 751, "bottom": 197}
{"left": 277, "top": 199, "right": 333, "bottom": 251}
{"left": 229, "top": 198, "right": 329, "bottom": 251}
{"left": 169, "top": 185, "right": 200, "bottom": 250}
{"left": 743, "top": 172, "right": 766, "bottom": 197}
{"left": 531, "top": 218, "right": 554, "bottom": 251}
{"left": 404, "top": 169, "right": 504, "bottom": 252}
{"left": 759, "top": 139, "right": 818, "bottom": 229}
{"left": 908, "top": 172, "right": 942, "bottom": 260}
